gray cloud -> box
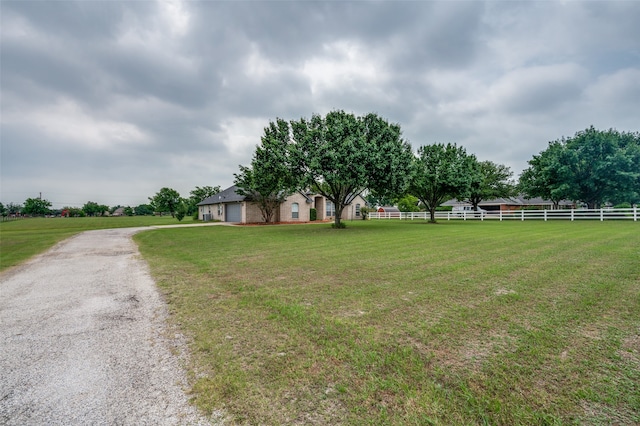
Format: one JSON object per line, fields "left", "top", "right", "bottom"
{"left": 1, "top": 0, "right": 639, "bottom": 208}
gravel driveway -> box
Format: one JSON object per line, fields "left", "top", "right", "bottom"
{"left": 0, "top": 227, "right": 219, "bottom": 425}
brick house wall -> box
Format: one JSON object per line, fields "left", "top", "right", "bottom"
{"left": 245, "top": 202, "right": 268, "bottom": 223}
{"left": 279, "top": 192, "right": 312, "bottom": 222}
{"left": 199, "top": 190, "right": 367, "bottom": 223}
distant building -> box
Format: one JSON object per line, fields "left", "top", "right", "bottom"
{"left": 442, "top": 196, "right": 575, "bottom": 211}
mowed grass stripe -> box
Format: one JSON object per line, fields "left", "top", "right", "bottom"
{"left": 134, "top": 220, "right": 639, "bottom": 425}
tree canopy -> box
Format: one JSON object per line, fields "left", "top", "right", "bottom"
{"left": 23, "top": 197, "right": 52, "bottom": 216}
{"left": 134, "top": 204, "right": 154, "bottom": 216}
{"left": 82, "top": 201, "right": 109, "bottom": 217}
{"left": 467, "top": 160, "right": 515, "bottom": 211}
{"left": 409, "top": 143, "right": 476, "bottom": 222}
{"left": 396, "top": 194, "right": 421, "bottom": 212}
{"left": 188, "top": 185, "right": 220, "bottom": 216}
{"left": 5, "top": 202, "right": 22, "bottom": 216}
{"left": 290, "top": 110, "right": 413, "bottom": 227}
{"left": 518, "top": 140, "right": 566, "bottom": 209}
{"left": 149, "top": 187, "right": 182, "bottom": 217}
{"left": 519, "top": 127, "right": 640, "bottom": 208}
{"left": 235, "top": 119, "right": 298, "bottom": 223}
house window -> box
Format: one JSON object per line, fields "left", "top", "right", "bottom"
{"left": 355, "top": 203, "right": 361, "bottom": 217}
{"left": 292, "top": 202, "right": 299, "bottom": 219}
{"left": 326, "top": 201, "right": 335, "bottom": 217}
{"left": 217, "top": 205, "right": 223, "bottom": 216}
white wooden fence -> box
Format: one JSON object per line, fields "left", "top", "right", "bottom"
{"left": 368, "top": 207, "right": 638, "bottom": 222}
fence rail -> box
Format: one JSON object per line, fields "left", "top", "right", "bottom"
{"left": 368, "top": 207, "right": 638, "bottom": 222}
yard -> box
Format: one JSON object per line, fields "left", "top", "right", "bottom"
{"left": 0, "top": 216, "right": 192, "bottom": 271}
{"left": 134, "top": 220, "right": 640, "bottom": 425}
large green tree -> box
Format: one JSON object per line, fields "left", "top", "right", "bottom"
{"left": 134, "top": 204, "right": 154, "bottom": 216}
{"left": 290, "top": 110, "right": 413, "bottom": 227}
{"left": 467, "top": 160, "right": 515, "bottom": 211}
{"left": 235, "top": 119, "right": 298, "bottom": 223}
{"left": 607, "top": 129, "right": 640, "bottom": 205}
{"left": 149, "top": 187, "right": 182, "bottom": 217}
{"left": 518, "top": 140, "right": 567, "bottom": 209}
{"left": 409, "top": 143, "right": 476, "bottom": 222}
{"left": 82, "top": 201, "right": 109, "bottom": 217}
{"left": 520, "top": 127, "right": 640, "bottom": 209}
{"left": 23, "top": 197, "right": 52, "bottom": 216}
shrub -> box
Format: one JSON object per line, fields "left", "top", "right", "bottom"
{"left": 310, "top": 208, "right": 317, "bottom": 221}
{"left": 614, "top": 202, "right": 632, "bottom": 209}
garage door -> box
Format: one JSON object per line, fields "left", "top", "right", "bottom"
{"left": 225, "top": 203, "right": 241, "bottom": 222}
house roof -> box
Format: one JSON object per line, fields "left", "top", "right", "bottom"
{"left": 197, "top": 185, "right": 246, "bottom": 206}
{"left": 441, "top": 196, "right": 574, "bottom": 207}
{"left": 197, "top": 185, "right": 368, "bottom": 207}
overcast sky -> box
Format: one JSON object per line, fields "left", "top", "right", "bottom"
{"left": 2, "top": 1, "right": 639, "bottom": 208}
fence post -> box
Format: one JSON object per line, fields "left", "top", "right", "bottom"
{"left": 571, "top": 209, "right": 574, "bottom": 221}
{"left": 521, "top": 210, "right": 524, "bottom": 221}
{"left": 600, "top": 208, "right": 604, "bottom": 222}
{"left": 635, "top": 205, "right": 637, "bottom": 222}
{"left": 544, "top": 210, "right": 547, "bottom": 222}
{"left": 499, "top": 210, "right": 502, "bottom": 221}
{"left": 481, "top": 211, "right": 484, "bottom": 221}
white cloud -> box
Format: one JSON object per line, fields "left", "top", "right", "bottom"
{"left": 159, "top": 0, "right": 190, "bottom": 37}
{"left": 3, "top": 97, "right": 150, "bottom": 150}
{"left": 219, "top": 117, "right": 266, "bottom": 160}
{"left": 302, "top": 40, "right": 386, "bottom": 96}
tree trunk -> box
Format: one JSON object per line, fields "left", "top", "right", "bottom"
{"left": 429, "top": 207, "right": 436, "bottom": 223}
{"left": 334, "top": 203, "right": 346, "bottom": 228}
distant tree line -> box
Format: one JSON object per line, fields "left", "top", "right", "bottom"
{"left": 231, "top": 111, "right": 638, "bottom": 226}
{"left": 1, "top": 185, "right": 222, "bottom": 221}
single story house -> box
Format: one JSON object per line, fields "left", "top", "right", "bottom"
{"left": 197, "top": 185, "right": 367, "bottom": 223}
{"left": 111, "top": 207, "right": 125, "bottom": 216}
{"left": 442, "top": 196, "right": 575, "bottom": 211}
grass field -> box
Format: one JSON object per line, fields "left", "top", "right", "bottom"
{"left": 134, "top": 220, "right": 640, "bottom": 425}
{"left": 0, "top": 216, "right": 191, "bottom": 271}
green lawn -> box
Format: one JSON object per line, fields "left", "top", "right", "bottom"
{"left": 134, "top": 220, "right": 640, "bottom": 425}
{"left": 0, "top": 216, "right": 192, "bottom": 271}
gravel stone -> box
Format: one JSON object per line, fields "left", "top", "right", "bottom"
{"left": 0, "top": 227, "right": 222, "bottom": 425}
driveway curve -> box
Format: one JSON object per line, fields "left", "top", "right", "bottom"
{"left": 0, "top": 227, "right": 220, "bottom": 425}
